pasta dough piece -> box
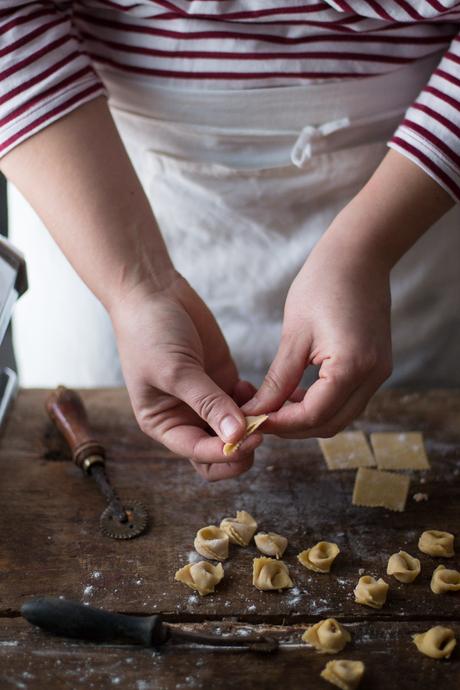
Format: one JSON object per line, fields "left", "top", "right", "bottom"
{"left": 386, "top": 551, "right": 421, "bottom": 583}
{"left": 370, "top": 432, "right": 430, "bottom": 470}
{"left": 418, "top": 530, "right": 455, "bottom": 558}
{"left": 254, "top": 532, "right": 288, "bottom": 559}
{"left": 175, "top": 561, "right": 224, "bottom": 596}
{"left": 297, "top": 542, "right": 340, "bottom": 573}
{"left": 223, "top": 414, "right": 268, "bottom": 456}
{"left": 354, "top": 575, "right": 389, "bottom": 608}
{"left": 302, "top": 618, "right": 351, "bottom": 653}
{"left": 320, "top": 660, "right": 365, "bottom": 690}
{"left": 220, "top": 510, "right": 257, "bottom": 546}
{"left": 252, "top": 557, "right": 293, "bottom": 591}
{"left": 413, "top": 626, "right": 457, "bottom": 659}
{"left": 430, "top": 565, "right": 460, "bottom": 594}
{"left": 319, "top": 432, "right": 375, "bottom": 470}
{"left": 194, "top": 526, "right": 229, "bottom": 560}
{"left": 352, "top": 467, "right": 410, "bottom": 512}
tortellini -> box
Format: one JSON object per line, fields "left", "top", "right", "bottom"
{"left": 194, "top": 525, "right": 229, "bottom": 561}
{"left": 430, "top": 565, "right": 460, "bottom": 594}
{"left": 302, "top": 618, "right": 351, "bottom": 654}
{"left": 220, "top": 510, "right": 257, "bottom": 546}
{"left": 252, "top": 557, "right": 293, "bottom": 591}
{"left": 386, "top": 551, "right": 421, "bottom": 583}
{"left": 354, "top": 575, "right": 389, "bottom": 609}
{"left": 413, "top": 626, "right": 457, "bottom": 659}
{"left": 297, "top": 542, "right": 340, "bottom": 573}
{"left": 320, "top": 660, "right": 365, "bottom": 690}
{"left": 418, "top": 530, "right": 455, "bottom": 558}
{"left": 175, "top": 561, "right": 224, "bottom": 596}
{"left": 223, "top": 414, "right": 268, "bottom": 456}
{"left": 254, "top": 532, "right": 288, "bottom": 559}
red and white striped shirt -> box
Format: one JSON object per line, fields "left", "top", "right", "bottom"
{"left": 1, "top": 1, "right": 460, "bottom": 200}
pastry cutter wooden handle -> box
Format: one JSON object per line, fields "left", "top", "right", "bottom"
{"left": 22, "top": 598, "right": 278, "bottom": 653}
{"left": 46, "top": 386, "right": 147, "bottom": 539}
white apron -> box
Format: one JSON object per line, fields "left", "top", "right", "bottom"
{"left": 9, "top": 52, "right": 460, "bottom": 388}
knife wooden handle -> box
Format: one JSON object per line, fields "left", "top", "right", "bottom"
{"left": 21, "top": 598, "right": 167, "bottom": 646}
{"left": 45, "top": 386, "right": 105, "bottom": 470}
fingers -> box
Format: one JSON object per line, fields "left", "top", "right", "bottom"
{"left": 268, "top": 369, "right": 387, "bottom": 439}
{"left": 262, "top": 351, "right": 383, "bottom": 435}
{"left": 242, "top": 333, "right": 308, "bottom": 415}
{"left": 141, "top": 415, "right": 263, "bottom": 463}
{"left": 170, "top": 365, "right": 247, "bottom": 444}
{"left": 232, "top": 379, "right": 258, "bottom": 407}
{"left": 189, "top": 452, "right": 255, "bottom": 482}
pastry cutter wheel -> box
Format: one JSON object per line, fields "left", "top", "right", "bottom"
{"left": 46, "top": 386, "right": 148, "bottom": 539}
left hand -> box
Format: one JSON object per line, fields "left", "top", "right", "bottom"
{"left": 243, "top": 149, "right": 454, "bottom": 438}
{"left": 241, "top": 216, "right": 394, "bottom": 438}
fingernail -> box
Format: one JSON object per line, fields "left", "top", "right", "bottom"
{"left": 220, "top": 415, "right": 242, "bottom": 441}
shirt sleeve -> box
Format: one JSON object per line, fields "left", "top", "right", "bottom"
{"left": 0, "top": 1, "right": 105, "bottom": 157}
{"left": 325, "top": 0, "right": 460, "bottom": 203}
{"left": 389, "top": 34, "right": 460, "bottom": 202}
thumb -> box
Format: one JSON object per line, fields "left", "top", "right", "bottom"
{"left": 172, "top": 365, "right": 247, "bottom": 443}
{"left": 243, "top": 333, "right": 306, "bottom": 414}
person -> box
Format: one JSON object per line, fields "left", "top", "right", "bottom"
{"left": 1, "top": 1, "right": 459, "bottom": 482}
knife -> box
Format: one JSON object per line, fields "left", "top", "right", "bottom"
{"left": 21, "top": 598, "right": 278, "bottom": 653}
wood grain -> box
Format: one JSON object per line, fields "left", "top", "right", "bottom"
{"left": 0, "top": 388, "right": 459, "bottom": 688}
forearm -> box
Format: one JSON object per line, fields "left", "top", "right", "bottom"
{"left": 323, "top": 148, "right": 455, "bottom": 271}
{"left": 0, "top": 97, "right": 175, "bottom": 311}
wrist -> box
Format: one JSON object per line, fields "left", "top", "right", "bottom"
{"left": 106, "top": 260, "right": 181, "bottom": 319}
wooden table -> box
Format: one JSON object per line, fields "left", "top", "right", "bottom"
{"left": 1, "top": 389, "right": 459, "bottom": 689}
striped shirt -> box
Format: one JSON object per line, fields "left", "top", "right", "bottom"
{"left": 1, "top": 1, "right": 459, "bottom": 200}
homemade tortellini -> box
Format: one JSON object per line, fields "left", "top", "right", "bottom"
{"left": 252, "top": 557, "right": 293, "bottom": 591}
{"left": 223, "top": 414, "right": 268, "bottom": 456}
{"left": 220, "top": 510, "right": 257, "bottom": 546}
{"left": 254, "top": 532, "right": 288, "bottom": 559}
{"left": 418, "top": 530, "right": 455, "bottom": 557}
{"left": 430, "top": 565, "right": 460, "bottom": 594}
{"left": 320, "top": 660, "right": 365, "bottom": 690}
{"left": 194, "top": 526, "right": 229, "bottom": 560}
{"left": 302, "top": 618, "right": 351, "bottom": 654}
{"left": 297, "top": 542, "right": 340, "bottom": 573}
{"left": 354, "top": 575, "right": 389, "bottom": 609}
{"left": 175, "top": 561, "right": 224, "bottom": 596}
{"left": 413, "top": 626, "right": 457, "bottom": 659}
{"left": 386, "top": 551, "right": 421, "bottom": 583}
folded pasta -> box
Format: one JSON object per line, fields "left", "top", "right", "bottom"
{"left": 223, "top": 414, "right": 268, "bottom": 456}
{"left": 252, "top": 557, "right": 293, "bottom": 591}
{"left": 302, "top": 618, "right": 351, "bottom": 654}
{"left": 175, "top": 561, "right": 224, "bottom": 596}
{"left": 220, "top": 510, "right": 257, "bottom": 546}
{"left": 320, "top": 660, "right": 365, "bottom": 690}
{"left": 418, "top": 530, "right": 455, "bottom": 557}
{"left": 254, "top": 532, "right": 288, "bottom": 559}
{"left": 413, "top": 626, "right": 456, "bottom": 659}
{"left": 194, "top": 525, "right": 229, "bottom": 560}
{"left": 386, "top": 551, "right": 421, "bottom": 583}
{"left": 430, "top": 565, "right": 460, "bottom": 594}
{"left": 297, "top": 542, "right": 340, "bottom": 573}
{"left": 354, "top": 575, "right": 389, "bottom": 609}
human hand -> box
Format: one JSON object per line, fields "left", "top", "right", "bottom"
{"left": 110, "top": 273, "right": 261, "bottom": 480}
{"left": 242, "top": 219, "right": 393, "bottom": 438}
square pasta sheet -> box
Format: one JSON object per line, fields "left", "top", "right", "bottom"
{"left": 370, "top": 432, "right": 430, "bottom": 471}
{"left": 319, "top": 431, "right": 376, "bottom": 470}
{"left": 352, "top": 467, "right": 411, "bottom": 512}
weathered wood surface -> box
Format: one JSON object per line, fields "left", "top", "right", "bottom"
{"left": 0, "top": 388, "right": 459, "bottom": 689}
{"left": 0, "top": 618, "right": 457, "bottom": 690}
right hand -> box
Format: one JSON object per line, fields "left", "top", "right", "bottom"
{"left": 110, "top": 272, "right": 262, "bottom": 481}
